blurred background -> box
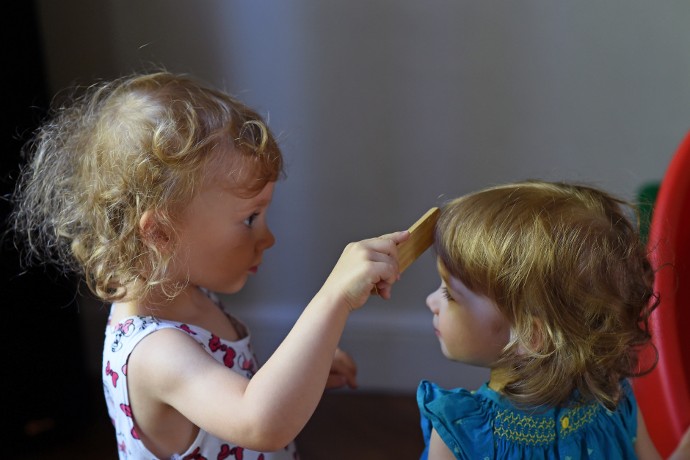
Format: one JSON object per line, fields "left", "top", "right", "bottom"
{"left": 3, "top": 0, "right": 689, "bottom": 457}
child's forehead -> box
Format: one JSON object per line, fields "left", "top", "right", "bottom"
{"left": 202, "top": 153, "right": 251, "bottom": 187}
{"left": 203, "top": 146, "right": 277, "bottom": 195}
{"left": 188, "top": 178, "right": 274, "bottom": 216}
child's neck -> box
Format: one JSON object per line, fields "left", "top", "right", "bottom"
{"left": 114, "top": 284, "right": 243, "bottom": 341}
{"left": 119, "top": 284, "right": 208, "bottom": 320}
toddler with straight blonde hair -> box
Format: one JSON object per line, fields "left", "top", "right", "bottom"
{"left": 418, "top": 180, "right": 690, "bottom": 459}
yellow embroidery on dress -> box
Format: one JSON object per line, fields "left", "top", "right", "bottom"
{"left": 493, "top": 409, "right": 555, "bottom": 446}
{"left": 493, "top": 400, "right": 600, "bottom": 446}
{"left": 560, "top": 401, "right": 599, "bottom": 437}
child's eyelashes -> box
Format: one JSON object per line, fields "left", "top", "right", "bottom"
{"left": 442, "top": 286, "right": 454, "bottom": 302}
{"left": 244, "top": 212, "right": 260, "bottom": 227}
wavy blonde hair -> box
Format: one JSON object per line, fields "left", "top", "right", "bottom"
{"left": 435, "top": 180, "right": 657, "bottom": 410}
{"left": 12, "top": 71, "right": 283, "bottom": 302}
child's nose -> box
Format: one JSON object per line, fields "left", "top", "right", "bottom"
{"left": 426, "top": 289, "right": 440, "bottom": 314}
{"left": 259, "top": 227, "right": 276, "bottom": 251}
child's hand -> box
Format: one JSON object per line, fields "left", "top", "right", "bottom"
{"left": 321, "top": 231, "right": 409, "bottom": 311}
{"left": 326, "top": 348, "right": 358, "bottom": 390}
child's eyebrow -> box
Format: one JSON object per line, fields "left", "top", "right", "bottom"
{"left": 249, "top": 195, "right": 272, "bottom": 208}
{"left": 235, "top": 193, "right": 272, "bottom": 211}
{"left": 437, "top": 262, "right": 473, "bottom": 300}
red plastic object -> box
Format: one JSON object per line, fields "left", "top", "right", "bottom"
{"left": 634, "top": 130, "right": 690, "bottom": 458}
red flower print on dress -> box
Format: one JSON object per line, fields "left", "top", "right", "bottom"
{"left": 238, "top": 354, "right": 257, "bottom": 375}
{"left": 178, "top": 324, "right": 197, "bottom": 335}
{"left": 218, "top": 445, "right": 248, "bottom": 460}
{"left": 208, "top": 334, "right": 237, "bottom": 368}
{"left": 183, "top": 447, "right": 207, "bottom": 460}
{"left": 218, "top": 445, "right": 231, "bottom": 460}
{"left": 105, "top": 361, "right": 119, "bottom": 387}
{"left": 120, "top": 403, "right": 132, "bottom": 418}
{"left": 111, "top": 318, "right": 135, "bottom": 352}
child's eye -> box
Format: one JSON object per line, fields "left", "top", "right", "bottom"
{"left": 244, "top": 212, "right": 259, "bottom": 227}
{"left": 442, "top": 287, "right": 454, "bottom": 302}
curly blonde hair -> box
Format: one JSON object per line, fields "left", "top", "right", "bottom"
{"left": 12, "top": 71, "right": 283, "bottom": 302}
{"left": 435, "top": 180, "right": 657, "bottom": 410}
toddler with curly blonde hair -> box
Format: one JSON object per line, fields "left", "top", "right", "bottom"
{"left": 13, "top": 71, "right": 409, "bottom": 459}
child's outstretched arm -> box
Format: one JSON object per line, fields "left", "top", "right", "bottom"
{"left": 129, "top": 231, "right": 409, "bottom": 453}
{"left": 636, "top": 409, "right": 690, "bottom": 460}
{"left": 668, "top": 425, "right": 690, "bottom": 460}
{"left": 428, "top": 429, "right": 457, "bottom": 460}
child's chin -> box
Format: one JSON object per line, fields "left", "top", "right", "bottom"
{"left": 212, "top": 279, "right": 247, "bottom": 295}
{"left": 226, "top": 283, "right": 246, "bottom": 294}
{"left": 439, "top": 346, "right": 454, "bottom": 360}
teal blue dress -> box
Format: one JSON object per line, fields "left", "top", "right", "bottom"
{"left": 417, "top": 379, "right": 638, "bottom": 459}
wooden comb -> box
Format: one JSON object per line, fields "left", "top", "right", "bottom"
{"left": 397, "top": 206, "right": 440, "bottom": 273}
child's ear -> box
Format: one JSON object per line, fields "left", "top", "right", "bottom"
{"left": 139, "top": 210, "right": 171, "bottom": 251}
{"left": 515, "top": 318, "right": 546, "bottom": 355}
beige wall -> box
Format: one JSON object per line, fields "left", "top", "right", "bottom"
{"left": 37, "top": 0, "right": 690, "bottom": 392}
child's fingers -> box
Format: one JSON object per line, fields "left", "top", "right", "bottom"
{"left": 380, "top": 230, "right": 411, "bottom": 242}
{"left": 344, "top": 232, "right": 404, "bottom": 300}
{"left": 326, "top": 348, "right": 358, "bottom": 389}
{"left": 367, "top": 231, "right": 410, "bottom": 272}
{"left": 365, "top": 231, "right": 409, "bottom": 297}
{"left": 323, "top": 230, "right": 410, "bottom": 310}
{"left": 370, "top": 231, "right": 410, "bottom": 256}
{"left": 366, "top": 256, "right": 401, "bottom": 296}
{"left": 374, "top": 279, "right": 400, "bottom": 299}
{"left": 325, "top": 373, "right": 347, "bottom": 389}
